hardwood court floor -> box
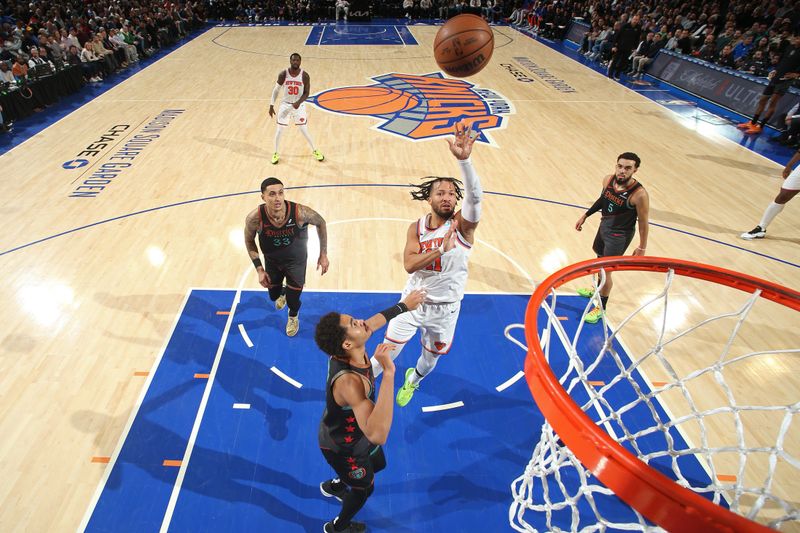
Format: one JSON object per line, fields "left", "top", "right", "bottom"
{"left": 0, "top": 23, "right": 797, "bottom": 531}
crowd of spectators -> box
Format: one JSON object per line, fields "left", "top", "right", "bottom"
{"left": 4, "top": 0, "right": 800, "bottom": 135}
{"left": 0, "top": 0, "right": 206, "bottom": 132}
{"left": 206, "top": 0, "right": 515, "bottom": 23}
{"left": 506, "top": 0, "right": 800, "bottom": 82}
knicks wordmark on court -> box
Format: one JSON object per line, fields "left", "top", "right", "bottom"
{"left": 309, "top": 72, "right": 514, "bottom": 146}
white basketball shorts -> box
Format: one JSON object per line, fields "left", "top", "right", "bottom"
{"left": 277, "top": 101, "right": 308, "bottom": 126}
{"left": 384, "top": 301, "right": 461, "bottom": 355}
{"left": 784, "top": 165, "right": 800, "bottom": 190}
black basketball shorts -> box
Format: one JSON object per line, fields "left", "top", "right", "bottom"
{"left": 592, "top": 224, "right": 635, "bottom": 257}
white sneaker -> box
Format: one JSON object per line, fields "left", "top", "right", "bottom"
{"left": 275, "top": 293, "right": 286, "bottom": 310}
{"left": 286, "top": 315, "right": 299, "bottom": 337}
{"left": 740, "top": 225, "right": 766, "bottom": 240}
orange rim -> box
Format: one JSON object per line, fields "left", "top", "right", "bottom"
{"left": 523, "top": 256, "right": 797, "bottom": 533}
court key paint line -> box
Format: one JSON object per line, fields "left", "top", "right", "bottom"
{"left": 76, "top": 290, "right": 194, "bottom": 533}
{"left": 159, "top": 270, "right": 249, "bottom": 532}
{"left": 232, "top": 403, "right": 251, "bottom": 409}
{"left": 496, "top": 371, "right": 525, "bottom": 392}
{"left": 422, "top": 401, "right": 465, "bottom": 413}
{"left": 238, "top": 323, "right": 254, "bottom": 348}
{"left": 270, "top": 366, "right": 303, "bottom": 388}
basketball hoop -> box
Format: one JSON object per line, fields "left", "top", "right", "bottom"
{"left": 510, "top": 256, "right": 799, "bottom": 533}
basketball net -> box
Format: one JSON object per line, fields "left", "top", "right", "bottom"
{"left": 509, "top": 257, "right": 799, "bottom": 533}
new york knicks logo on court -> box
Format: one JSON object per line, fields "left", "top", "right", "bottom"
{"left": 309, "top": 72, "right": 514, "bottom": 146}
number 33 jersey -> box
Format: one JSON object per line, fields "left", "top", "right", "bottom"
{"left": 257, "top": 200, "right": 308, "bottom": 262}
{"left": 403, "top": 215, "right": 472, "bottom": 304}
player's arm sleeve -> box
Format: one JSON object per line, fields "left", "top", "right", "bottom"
{"left": 458, "top": 158, "right": 483, "bottom": 223}
{"left": 585, "top": 196, "right": 604, "bottom": 217}
{"left": 270, "top": 83, "right": 281, "bottom": 105}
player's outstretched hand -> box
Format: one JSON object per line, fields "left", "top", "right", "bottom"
{"left": 446, "top": 120, "right": 478, "bottom": 160}
{"left": 268, "top": 105, "right": 275, "bottom": 118}
{"left": 373, "top": 344, "right": 396, "bottom": 376}
{"left": 575, "top": 214, "right": 586, "bottom": 231}
{"left": 402, "top": 289, "right": 427, "bottom": 311}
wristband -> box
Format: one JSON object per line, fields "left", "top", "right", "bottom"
{"left": 379, "top": 302, "right": 409, "bottom": 322}
{"left": 252, "top": 257, "right": 263, "bottom": 270}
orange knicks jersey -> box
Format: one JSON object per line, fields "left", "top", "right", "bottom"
{"left": 282, "top": 68, "right": 304, "bottom": 104}
{"left": 403, "top": 215, "right": 472, "bottom": 303}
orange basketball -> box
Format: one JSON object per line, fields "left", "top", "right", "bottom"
{"left": 316, "top": 86, "right": 419, "bottom": 115}
{"left": 434, "top": 14, "right": 494, "bottom": 78}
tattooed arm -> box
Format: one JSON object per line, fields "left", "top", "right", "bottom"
{"left": 298, "top": 204, "right": 329, "bottom": 275}
{"left": 244, "top": 208, "right": 269, "bottom": 287}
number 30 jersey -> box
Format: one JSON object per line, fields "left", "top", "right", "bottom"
{"left": 403, "top": 215, "right": 472, "bottom": 304}
{"left": 282, "top": 68, "right": 304, "bottom": 104}
{"left": 257, "top": 201, "right": 308, "bottom": 262}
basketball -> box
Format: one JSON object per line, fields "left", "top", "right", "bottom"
{"left": 433, "top": 14, "right": 494, "bottom": 78}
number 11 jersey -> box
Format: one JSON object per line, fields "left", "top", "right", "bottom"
{"left": 403, "top": 214, "right": 472, "bottom": 304}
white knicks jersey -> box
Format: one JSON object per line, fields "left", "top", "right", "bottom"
{"left": 402, "top": 215, "right": 472, "bottom": 303}
{"left": 282, "top": 68, "right": 304, "bottom": 104}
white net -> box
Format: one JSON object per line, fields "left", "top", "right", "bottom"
{"left": 509, "top": 264, "right": 800, "bottom": 532}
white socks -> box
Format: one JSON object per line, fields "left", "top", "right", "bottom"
{"left": 299, "top": 124, "right": 316, "bottom": 150}
{"left": 274, "top": 124, "right": 286, "bottom": 153}
{"left": 370, "top": 343, "right": 439, "bottom": 387}
{"left": 759, "top": 201, "right": 785, "bottom": 230}
{"left": 409, "top": 351, "right": 439, "bottom": 386}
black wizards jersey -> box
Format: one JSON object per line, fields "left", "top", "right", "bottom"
{"left": 600, "top": 180, "right": 643, "bottom": 230}
{"left": 318, "top": 354, "right": 375, "bottom": 456}
{"left": 257, "top": 200, "right": 308, "bottom": 261}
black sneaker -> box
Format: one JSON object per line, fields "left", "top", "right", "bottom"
{"left": 320, "top": 479, "right": 347, "bottom": 502}
{"left": 323, "top": 520, "right": 366, "bottom": 532}
{"left": 740, "top": 225, "right": 766, "bottom": 240}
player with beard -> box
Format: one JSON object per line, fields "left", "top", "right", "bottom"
{"left": 574, "top": 152, "right": 650, "bottom": 324}
{"left": 369, "top": 120, "right": 484, "bottom": 407}
{"left": 244, "top": 177, "right": 329, "bottom": 337}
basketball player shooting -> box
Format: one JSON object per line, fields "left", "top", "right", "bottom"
{"left": 370, "top": 120, "right": 483, "bottom": 407}
{"left": 268, "top": 52, "right": 324, "bottom": 165}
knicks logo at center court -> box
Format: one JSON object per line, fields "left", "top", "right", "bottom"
{"left": 309, "top": 72, "right": 513, "bottom": 145}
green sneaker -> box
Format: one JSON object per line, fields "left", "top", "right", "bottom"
{"left": 312, "top": 149, "right": 324, "bottom": 161}
{"left": 271, "top": 152, "right": 279, "bottom": 165}
{"left": 396, "top": 368, "right": 419, "bottom": 407}
{"left": 584, "top": 307, "right": 603, "bottom": 324}
{"left": 275, "top": 293, "right": 286, "bottom": 310}
{"left": 576, "top": 287, "right": 594, "bottom": 298}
